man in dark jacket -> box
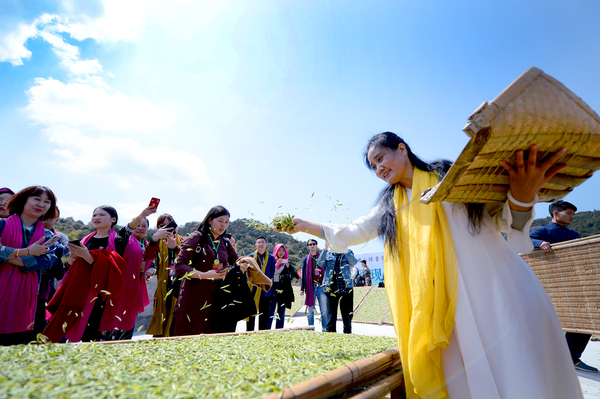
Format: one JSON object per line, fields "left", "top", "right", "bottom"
{"left": 530, "top": 200, "right": 597, "bottom": 373}
{"left": 246, "top": 236, "right": 276, "bottom": 331}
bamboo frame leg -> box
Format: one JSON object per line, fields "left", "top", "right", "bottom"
{"left": 390, "top": 382, "right": 406, "bottom": 399}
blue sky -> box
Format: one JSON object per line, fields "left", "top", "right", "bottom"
{"left": 1, "top": 0, "right": 599, "bottom": 254}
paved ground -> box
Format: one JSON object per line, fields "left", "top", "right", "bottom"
{"left": 579, "top": 340, "right": 600, "bottom": 398}
{"left": 134, "top": 311, "right": 600, "bottom": 398}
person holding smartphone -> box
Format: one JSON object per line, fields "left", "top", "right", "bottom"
{"left": 44, "top": 205, "right": 129, "bottom": 342}
{"left": 0, "top": 186, "right": 59, "bottom": 346}
{"left": 99, "top": 203, "right": 158, "bottom": 341}
{"left": 172, "top": 205, "right": 246, "bottom": 336}
{"left": 144, "top": 213, "right": 182, "bottom": 337}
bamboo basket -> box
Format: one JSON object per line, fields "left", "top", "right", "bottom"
{"left": 521, "top": 234, "right": 600, "bottom": 334}
{"left": 421, "top": 67, "right": 600, "bottom": 204}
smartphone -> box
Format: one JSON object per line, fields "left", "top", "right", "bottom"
{"left": 45, "top": 235, "right": 60, "bottom": 246}
{"left": 216, "top": 265, "right": 234, "bottom": 273}
{"left": 149, "top": 197, "right": 160, "bottom": 209}
{"left": 223, "top": 233, "right": 232, "bottom": 239}
{"left": 163, "top": 220, "right": 178, "bottom": 231}
{"left": 68, "top": 239, "right": 81, "bottom": 246}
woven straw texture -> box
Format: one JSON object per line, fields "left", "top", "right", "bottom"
{"left": 422, "top": 67, "right": 600, "bottom": 204}
{"left": 521, "top": 234, "right": 600, "bottom": 334}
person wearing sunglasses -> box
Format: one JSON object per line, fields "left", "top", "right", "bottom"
{"left": 300, "top": 239, "right": 328, "bottom": 331}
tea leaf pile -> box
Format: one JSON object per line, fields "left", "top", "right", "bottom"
{"left": 0, "top": 330, "right": 396, "bottom": 398}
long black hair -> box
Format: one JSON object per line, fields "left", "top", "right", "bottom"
{"left": 197, "top": 205, "right": 230, "bottom": 236}
{"left": 364, "top": 132, "right": 484, "bottom": 255}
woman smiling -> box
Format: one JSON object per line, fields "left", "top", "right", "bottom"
{"left": 287, "top": 132, "right": 582, "bottom": 399}
{"left": 0, "top": 186, "right": 58, "bottom": 346}
{"left": 172, "top": 205, "right": 243, "bottom": 335}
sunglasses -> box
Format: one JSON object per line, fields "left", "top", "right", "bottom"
{"left": 307, "top": 243, "right": 317, "bottom": 246}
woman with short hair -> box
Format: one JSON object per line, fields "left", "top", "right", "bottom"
{"left": 0, "top": 185, "right": 58, "bottom": 345}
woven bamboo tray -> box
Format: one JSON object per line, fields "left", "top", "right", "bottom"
{"left": 421, "top": 67, "right": 600, "bottom": 204}
{"left": 521, "top": 234, "right": 600, "bottom": 334}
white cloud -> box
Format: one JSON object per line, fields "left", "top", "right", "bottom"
{"left": 42, "top": 126, "right": 212, "bottom": 188}
{"left": 57, "top": 200, "right": 95, "bottom": 223}
{"left": 24, "top": 77, "right": 176, "bottom": 133}
{"left": 0, "top": 20, "right": 38, "bottom": 66}
{"left": 38, "top": 30, "right": 102, "bottom": 75}
{"left": 1, "top": 0, "right": 145, "bottom": 68}
{"left": 54, "top": 0, "right": 146, "bottom": 43}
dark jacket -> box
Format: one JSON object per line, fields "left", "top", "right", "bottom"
{"left": 300, "top": 254, "right": 324, "bottom": 291}
{"left": 211, "top": 265, "right": 257, "bottom": 333}
{"left": 529, "top": 222, "right": 580, "bottom": 247}
{"left": 276, "top": 264, "right": 299, "bottom": 309}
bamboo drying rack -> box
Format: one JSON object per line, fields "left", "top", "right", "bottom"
{"left": 421, "top": 67, "right": 600, "bottom": 204}
{"left": 521, "top": 234, "right": 600, "bottom": 334}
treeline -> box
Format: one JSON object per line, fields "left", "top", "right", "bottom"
{"left": 54, "top": 217, "right": 310, "bottom": 266}
{"left": 165, "top": 219, "right": 309, "bottom": 266}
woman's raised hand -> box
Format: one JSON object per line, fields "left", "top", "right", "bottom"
{"left": 500, "top": 145, "right": 568, "bottom": 210}
{"left": 139, "top": 205, "right": 158, "bottom": 219}
{"left": 26, "top": 237, "right": 49, "bottom": 256}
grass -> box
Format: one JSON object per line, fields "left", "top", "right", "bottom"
{"left": 285, "top": 285, "right": 304, "bottom": 316}
{"left": 353, "top": 287, "right": 390, "bottom": 324}
{"left": 0, "top": 330, "right": 397, "bottom": 399}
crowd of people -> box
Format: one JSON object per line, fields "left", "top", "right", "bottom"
{"left": 0, "top": 129, "right": 591, "bottom": 398}
{"left": 0, "top": 190, "right": 342, "bottom": 346}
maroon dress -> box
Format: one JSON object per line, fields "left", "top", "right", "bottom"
{"left": 173, "top": 231, "right": 238, "bottom": 335}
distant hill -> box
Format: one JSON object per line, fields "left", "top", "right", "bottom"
{"left": 54, "top": 217, "right": 309, "bottom": 266}
{"left": 171, "top": 219, "right": 309, "bottom": 266}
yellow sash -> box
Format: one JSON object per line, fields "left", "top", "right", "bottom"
{"left": 384, "top": 168, "right": 457, "bottom": 399}
{"left": 146, "top": 235, "right": 181, "bottom": 337}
